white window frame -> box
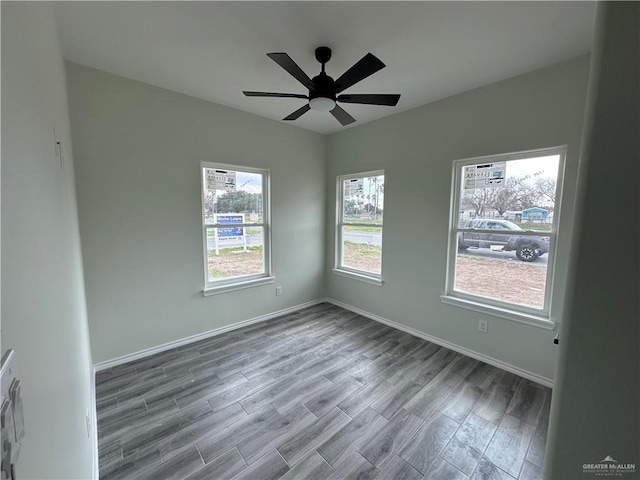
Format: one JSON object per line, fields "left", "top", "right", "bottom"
{"left": 441, "top": 147, "right": 566, "bottom": 329}
{"left": 334, "top": 170, "right": 384, "bottom": 286}
{"left": 201, "top": 162, "right": 273, "bottom": 296}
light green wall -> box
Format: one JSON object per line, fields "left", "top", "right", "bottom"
{"left": 65, "top": 63, "right": 327, "bottom": 363}
{"left": 325, "top": 56, "right": 591, "bottom": 383}
{"left": 1, "top": 3, "right": 95, "bottom": 478}
{"left": 67, "top": 56, "right": 591, "bottom": 383}
{"left": 545, "top": 3, "right": 639, "bottom": 477}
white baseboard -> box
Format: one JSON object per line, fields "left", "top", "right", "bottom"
{"left": 94, "top": 299, "right": 326, "bottom": 371}
{"left": 93, "top": 296, "right": 553, "bottom": 387}
{"left": 325, "top": 297, "right": 554, "bottom": 388}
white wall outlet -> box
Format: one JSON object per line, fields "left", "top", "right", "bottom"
{"left": 85, "top": 408, "right": 91, "bottom": 437}
{"left": 275, "top": 286, "right": 283, "bottom": 296}
{"left": 478, "top": 319, "right": 488, "bottom": 333}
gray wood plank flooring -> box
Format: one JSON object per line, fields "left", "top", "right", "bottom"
{"left": 96, "top": 303, "right": 551, "bottom": 480}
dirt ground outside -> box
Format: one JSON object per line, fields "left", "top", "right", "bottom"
{"left": 343, "top": 242, "right": 382, "bottom": 274}
{"left": 455, "top": 255, "right": 546, "bottom": 308}
{"left": 208, "top": 247, "right": 264, "bottom": 279}
{"left": 342, "top": 242, "right": 546, "bottom": 308}
{"left": 208, "top": 243, "right": 546, "bottom": 309}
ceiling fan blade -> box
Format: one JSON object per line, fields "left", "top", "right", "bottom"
{"left": 283, "top": 104, "right": 311, "bottom": 121}
{"left": 330, "top": 104, "right": 356, "bottom": 126}
{"left": 337, "top": 94, "right": 400, "bottom": 106}
{"left": 267, "top": 53, "right": 315, "bottom": 90}
{"left": 243, "top": 91, "right": 308, "bottom": 99}
{"left": 334, "top": 53, "right": 386, "bottom": 93}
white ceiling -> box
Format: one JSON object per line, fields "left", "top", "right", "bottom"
{"left": 53, "top": 1, "right": 596, "bottom": 135}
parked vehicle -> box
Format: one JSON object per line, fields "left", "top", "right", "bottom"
{"left": 458, "top": 219, "right": 549, "bottom": 262}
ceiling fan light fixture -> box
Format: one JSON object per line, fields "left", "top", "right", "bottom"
{"left": 245, "top": 47, "right": 400, "bottom": 126}
{"left": 309, "top": 96, "right": 336, "bottom": 112}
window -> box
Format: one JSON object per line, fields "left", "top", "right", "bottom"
{"left": 443, "top": 147, "right": 565, "bottom": 326}
{"left": 335, "top": 171, "right": 384, "bottom": 284}
{"left": 201, "top": 163, "right": 272, "bottom": 294}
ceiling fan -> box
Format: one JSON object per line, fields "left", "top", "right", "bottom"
{"left": 243, "top": 46, "right": 401, "bottom": 126}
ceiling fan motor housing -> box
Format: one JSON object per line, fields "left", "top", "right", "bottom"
{"left": 243, "top": 45, "right": 399, "bottom": 125}
{"left": 311, "top": 47, "right": 336, "bottom": 103}
{"left": 309, "top": 73, "right": 336, "bottom": 101}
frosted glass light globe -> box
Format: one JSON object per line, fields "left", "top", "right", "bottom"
{"left": 309, "top": 97, "right": 336, "bottom": 112}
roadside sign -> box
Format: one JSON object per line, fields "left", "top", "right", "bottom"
{"left": 216, "top": 214, "right": 243, "bottom": 237}
{"left": 213, "top": 213, "right": 246, "bottom": 255}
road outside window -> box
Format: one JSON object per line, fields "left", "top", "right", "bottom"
{"left": 336, "top": 172, "right": 384, "bottom": 280}
{"left": 447, "top": 148, "right": 565, "bottom": 315}
{"left": 202, "top": 163, "right": 270, "bottom": 289}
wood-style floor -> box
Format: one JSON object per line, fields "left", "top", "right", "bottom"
{"left": 96, "top": 303, "right": 550, "bottom": 480}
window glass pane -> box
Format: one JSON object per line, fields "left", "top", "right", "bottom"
{"left": 341, "top": 225, "right": 382, "bottom": 274}
{"left": 455, "top": 232, "right": 551, "bottom": 309}
{"left": 458, "top": 155, "right": 559, "bottom": 232}
{"left": 206, "top": 226, "right": 265, "bottom": 282}
{"left": 203, "top": 168, "right": 263, "bottom": 224}
{"left": 342, "top": 175, "right": 384, "bottom": 225}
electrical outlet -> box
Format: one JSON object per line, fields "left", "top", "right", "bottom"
{"left": 275, "top": 286, "right": 283, "bottom": 296}
{"left": 85, "top": 408, "right": 91, "bottom": 437}
{"left": 478, "top": 319, "right": 488, "bottom": 333}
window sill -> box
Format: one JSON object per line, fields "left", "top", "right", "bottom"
{"left": 332, "top": 269, "right": 384, "bottom": 286}
{"left": 202, "top": 276, "right": 275, "bottom": 296}
{"left": 439, "top": 295, "right": 555, "bottom": 330}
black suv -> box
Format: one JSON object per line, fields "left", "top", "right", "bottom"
{"left": 458, "top": 219, "right": 549, "bottom": 262}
